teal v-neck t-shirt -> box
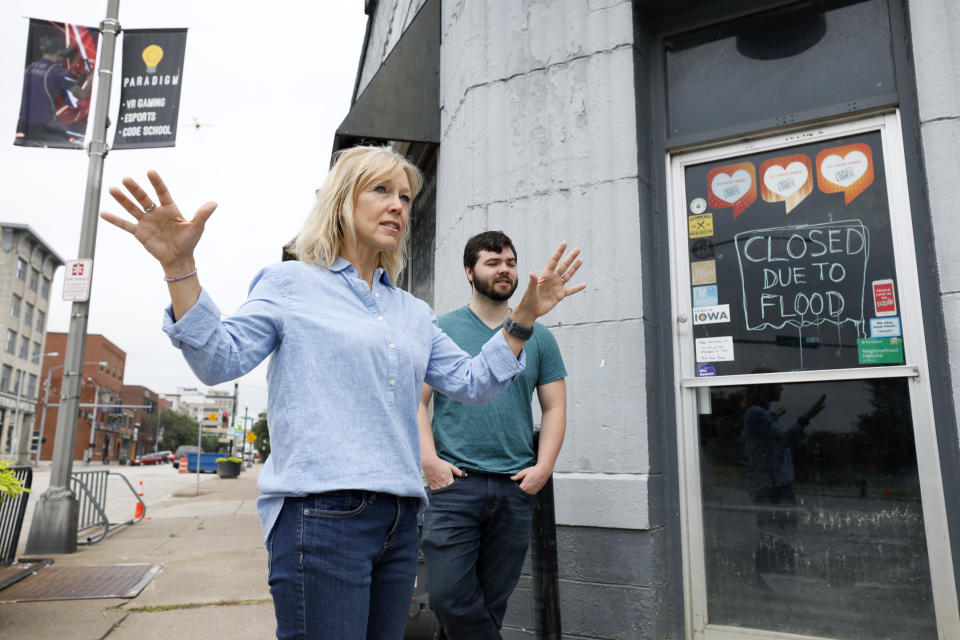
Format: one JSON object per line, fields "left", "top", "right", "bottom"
{"left": 431, "top": 305, "right": 566, "bottom": 474}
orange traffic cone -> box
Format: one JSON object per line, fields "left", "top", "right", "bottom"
{"left": 179, "top": 457, "right": 188, "bottom": 474}
{"left": 134, "top": 480, "right": 145, "bottom": 519}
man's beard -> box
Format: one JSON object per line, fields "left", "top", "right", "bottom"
{"left": 474, "top": 274, "right": 517, "bottom": 301}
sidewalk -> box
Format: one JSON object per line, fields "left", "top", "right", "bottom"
{"left": 0, "top": 465, "right": 274, "bottom": 640}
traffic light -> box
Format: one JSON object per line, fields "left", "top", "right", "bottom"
{"left": 222, "top": 412, "right": 229, "bottom": 427}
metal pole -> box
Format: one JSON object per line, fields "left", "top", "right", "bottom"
{"left": 230, "top": 382, "right": 238, "bottom": 456}
{"left": 25, "top": 0, "right": 121, "bottom": 555}
{"left": 196, "top": 415, "right": 201, "bottom": 496}
{"left": 242, "top": 405, "right": 250, "bottom": 468}
{"left": 11, "top": 370, "right": 24, "bottom": 462}
{"left": 88, "top": 383, "right": 100, "bottom": 463}
{"left": 34, "top": 367, "right": 53, "bottom": 465}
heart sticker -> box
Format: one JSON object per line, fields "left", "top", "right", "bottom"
{"left": 707, "top": 162, "right": 757, "bottom": 218}
{"left": 759, "top": 154, "right": 813, "bottom": 213}
{"left": 816, "top": 143, "right": 874, "bottom": 205}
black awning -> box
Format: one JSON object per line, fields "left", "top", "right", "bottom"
{"left": 333, "top": 0, "right": 439, "bottom": 152}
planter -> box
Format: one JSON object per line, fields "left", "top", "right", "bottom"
{"left": 216, "top": 460, "right": 242, "bottom": 478}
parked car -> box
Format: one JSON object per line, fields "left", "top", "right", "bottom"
{"left": 131, "top": 451, "right": 171, "bottom": 466}
{"left": 172, "top": 445, "right": 199, "bottom": 468}
{"left": 143, "top": 451, "right": 171, "bottom": 465}
{"left": 160, "top": 450, "right": 176, "bottom": 463}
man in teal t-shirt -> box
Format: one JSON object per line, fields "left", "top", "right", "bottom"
{"left": 419, "top": 231, "right": 568, "bottom": 639}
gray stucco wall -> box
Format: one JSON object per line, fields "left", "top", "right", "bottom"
{"left": 433, "top": 2, "right": 654, "bottom": 637}
{"left": 908, "top": 0, "right": 960, "bottom": 440}
{"left": 435, "top": 0, "right": 649, "bottom": 529}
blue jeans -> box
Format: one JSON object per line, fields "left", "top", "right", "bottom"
{"left": 421, "top": 472, "right": 535, "bottom": 640}
{"left": 267, "top": 491, "right": 419, "bottom": 640}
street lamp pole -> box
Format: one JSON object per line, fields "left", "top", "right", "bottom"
{"left": 25, "top": 0, "right": 121, "bottom": 555}
{"left": 9, "top": 370, "right": 24, "bottom": 460}
{"left": 31, "top": 360, "right": 107, "bottom": 466}
{"left": 240, "top": 405, "right": 250, "bottom": 468}
{"left": 87, "top": 381, "right": 100, "bottom": 464}
{"left": 33, "top": 367, "right": 54, "bottom": 466}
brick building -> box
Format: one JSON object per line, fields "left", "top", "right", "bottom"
{"left": 119, "top": 384, "right": 162, "bottom": 457}
{"left": 38, "top": 333, "right": 132, "bottom": 463}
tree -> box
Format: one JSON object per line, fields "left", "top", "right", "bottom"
{"left": 252, "top": 411, "right": 270, "bottom": 461}
{"left": 156, "top": 409, "right": 200, "bottom": 451}
{"left": 201, "top": 435, "right": 222, "bottom": 452}
{"left": 139, "top": 411, "right": 159, "bottom": 445}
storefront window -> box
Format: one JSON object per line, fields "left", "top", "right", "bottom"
{"left": 684, "top": 131, "right": 903, "bottom": 376}
{"left": 698, "top": 378, "right": 935, "bottom": 638}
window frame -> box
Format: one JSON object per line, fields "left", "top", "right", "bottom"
{"left": 668, "top": 112, "right": 960, "bottom": 639}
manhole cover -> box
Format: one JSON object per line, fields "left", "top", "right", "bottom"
{"left": 0, "top": 563, "right": 161, "bottom": 602}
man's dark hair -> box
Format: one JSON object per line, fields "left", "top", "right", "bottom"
{"left": 463, "top": 231, "right": 517, "bottom": 269}
{"left": 39, "top": 35, "right": 72, "bottom": 57}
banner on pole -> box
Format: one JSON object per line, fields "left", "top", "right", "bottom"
{"left": 14, "top": 18, "right": 99, "bottom": 149}
{"left": 113, "top": 29, "right": 187, "bottom": 149}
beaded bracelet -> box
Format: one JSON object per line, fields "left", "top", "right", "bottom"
{"left": 164, "top": 269, "right": 197, "bottom": 282}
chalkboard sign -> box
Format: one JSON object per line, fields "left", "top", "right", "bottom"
{"left": 684, "top": 131, "right": 903, "bottom": 376}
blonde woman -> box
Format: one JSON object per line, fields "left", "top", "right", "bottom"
{"left": 100, "top": 145, "right": 584, "bottom": 640}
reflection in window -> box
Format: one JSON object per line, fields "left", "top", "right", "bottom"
{"left": 698, "top": 378, "right": 935, "bottom": 638}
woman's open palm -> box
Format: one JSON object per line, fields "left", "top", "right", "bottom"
{"left": 100, "top": 170, "right": 217, "bottom": 269}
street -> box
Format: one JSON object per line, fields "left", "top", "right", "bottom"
{"left": 18, "top": 462, "right": 219, "bottom": 552}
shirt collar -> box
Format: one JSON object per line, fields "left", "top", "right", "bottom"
{"left": 329, "top": 257, "right": 396, "bottom": 289}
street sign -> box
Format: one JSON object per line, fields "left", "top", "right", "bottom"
{"left": 246, "top": 432, "right": 257, "bottom": 443}
{"left": 63, "top": 259, "right": 93, "bottom": 301}
{"left": 207, "top": 412, "right": 218, "bottom": 421}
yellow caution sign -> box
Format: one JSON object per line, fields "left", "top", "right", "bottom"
{"left": 207, "top": 412, "right": 218, "bottom": 421}
{"left": 246, "top": 432, "right": 257, "bottom": 443}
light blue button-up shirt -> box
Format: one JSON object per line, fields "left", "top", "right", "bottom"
{"left": 162, "top": 258, "right": 525, "bottom": 542}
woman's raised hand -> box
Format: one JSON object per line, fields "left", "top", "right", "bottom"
{"left": 100, "top": 170, "right": 217, "bottom": 276}
{"left": 512, "top": 241, "right": 585, "bottom": 323}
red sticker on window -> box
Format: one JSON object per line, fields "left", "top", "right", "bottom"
{"left": 707, "top": 162, "right": 757, "bottom": 218}
{"left": 873, "top": 279, "right": 897, "bottom": 317}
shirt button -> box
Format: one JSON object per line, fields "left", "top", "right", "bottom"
{"left": 389, "top": 379, "right": 396, "bottom": 386}
{"left": 375, "top": 293, "right": 380, "bottom": 298}
{"left": 377, "top": 315, "right": 383, "bottom": 321}
{"left": 389, "top": 343, "right": 396, "bottom": 349}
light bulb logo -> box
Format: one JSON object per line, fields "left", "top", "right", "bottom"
{"left": 142, "top": 45, "right": 164, "bottom": 74}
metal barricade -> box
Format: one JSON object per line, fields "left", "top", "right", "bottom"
{"left": 70, "top": 470, "right": 146, "bottom": 545}
{"left": 0, "top": 466, "right": 32, "bottom": 566}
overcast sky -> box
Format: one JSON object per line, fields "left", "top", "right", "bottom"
{"left": 2, "top": 1, "right": 368, "bottom": 418}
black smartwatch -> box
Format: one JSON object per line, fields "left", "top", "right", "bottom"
{"left": 503, "top": 316, "right": 534, "bottom": 340}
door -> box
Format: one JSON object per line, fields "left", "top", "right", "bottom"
{"left": 669, "top": 113, "right": 959, "bottom": 639}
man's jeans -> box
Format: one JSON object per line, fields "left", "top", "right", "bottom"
{"left": 421, "top": 472, "right": 535, "bottom": 640}
{"left": 267, "top": 491, "right": 419, "bottom": 640}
